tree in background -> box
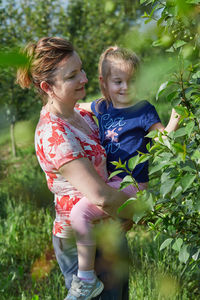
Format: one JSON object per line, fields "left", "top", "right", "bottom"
{"left": 0, "top": 0, "right": 67, "bottom": 155}
{"left": 0, "top": 0, "right": 143, "bottom": 155}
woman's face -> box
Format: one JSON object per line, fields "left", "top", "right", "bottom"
{"left": 51, "top": 51, "right": 88, "bottom": 105}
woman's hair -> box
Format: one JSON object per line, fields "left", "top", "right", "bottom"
{"left": 97, "top": 46, "right": 140, "bottom": 106}
{"left": 16, "top": 37, "right": 74, "bottom": 101}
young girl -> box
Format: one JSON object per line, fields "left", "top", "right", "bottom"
{"left": 67, "top": 46, "right": 180, "bottom": 299}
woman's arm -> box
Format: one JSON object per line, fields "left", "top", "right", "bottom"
{"left": 78, "top": 102, "right": 93, "bottom": 113}
{"left": 148, "top": 108, "right": 180, "bottom": 133}
{"left": 59, "top": 157, "right": 132, "bottom": 218}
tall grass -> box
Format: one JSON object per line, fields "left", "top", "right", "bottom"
{"left": 1, "top": 113, "right": 199, "bottom": 299}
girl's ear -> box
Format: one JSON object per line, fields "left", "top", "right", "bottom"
{"left": 99, "top": 76, "right": 106, "bottom": 89}
{"left": 40, "top": 81, "right": 52, "bottom": 94}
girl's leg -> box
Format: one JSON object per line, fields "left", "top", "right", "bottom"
{"left": 69, "top": 179, "right": 147, "bottom": 274}
{"left": 52, "top": 234, "right": 129, "bottom": 300}
{"left": 94, "top": 231, "right": 130, "bottom": 300}
{"left": 70, "top": 197, "right": 108, "bottom": 273}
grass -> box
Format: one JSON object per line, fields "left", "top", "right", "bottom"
{"left": 1, "top": 111, "right": 199, "bottom": 299}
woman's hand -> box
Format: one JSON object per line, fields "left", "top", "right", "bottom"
{"left": 121, "top": 219, "right": 134, "bottom": 232}
{"left": 59, "top": 157, "right": 129, "bottom": 217}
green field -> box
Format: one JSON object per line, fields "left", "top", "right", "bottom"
{"left": 0, "top": 106, "right": 199, "bottom": 300}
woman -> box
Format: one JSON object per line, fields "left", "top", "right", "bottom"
{"left": 16, "top": 37, "right": 131, "bottom": 300}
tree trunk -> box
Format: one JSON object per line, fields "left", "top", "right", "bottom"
{"left": 10, "top": 122, "right": 16, "bottom": 157}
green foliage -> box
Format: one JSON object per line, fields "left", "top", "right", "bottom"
{"left": 111, "top": 0, "right": 200, "bottom": 272}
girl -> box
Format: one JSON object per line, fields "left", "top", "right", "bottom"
{"left": 68, "top": 46, "right": 180, "bottom": 299}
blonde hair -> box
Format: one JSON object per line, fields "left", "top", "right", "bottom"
{"left": 97, "top": 46, "right": 140, "bottom": 108}
{"left": 16, "top": 37, "right": 74, "bottom": 101}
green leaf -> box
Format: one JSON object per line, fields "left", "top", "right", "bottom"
{"left": 186, "top": 0, "right": 200, "bottom": 4}
{"left": 179, "top": 245, "right": 190, "bottom": 264}
{"left": 119, "top": 175, "right": 135, "bottom": 190}
{"left": 160, "top": 178, "right": 175, "bottom": 197}
{"left": 111, "top": 159, "right": 126, "bottom": 169}
{"left": 172, "top": 238, "right": 183, "bottom": 252}
{"left": 117, "top": 198, "right": 135, "bottom": 214}
{"left": 173, "top": 40, "right": 187, "bottom": 49}
{"left": 31, "top": 296, "right": 39, "bottom": 300}
{"left": 121, "top": 175, "right": 134, "bottom": 184}
{"left": 145, "top": 130, "right": 158, "bottom": 139}
{"left": 167, "top": 91, "right": 178, "bottom": 102}
{"left": 138, "top": 154, "right": 151, "bottom": 164}
{"left": 142, "top": 11, "right": 150, "bottom": 18}
{"left": 108, "top": 170, "right": 123, "bottom": 179}
{"left": 146, "top": 193, "right": 154, "bottom": 211}
{"left": 160, "top": 238, "right": 173, "bottom": 251}
{"left": 174, "top": 106, "right": 189, "bottom": 117}
{"left": 149, "top": 162, "right": 168, "bottom": 175}
{"left": 192, "top": 249, "right": 200, "bottom": 261}
{"left": 172, "top": 143, "right": 185, "bottom": 154}
{"left": 133, "top": 211, "right": 146, "bottom": 224}
{"left": 192, "top": 70, "right": 200, "bottom": 79}
{"left": 181, "top": 174, "right": 196, "bottom": 192}
{"left": 171, "top": 97, "right": 182, "bottom": 106}
{"left": 171, "top": 185, "right": 182, "bottom": 198}
{"left": 166, "top": 46, "right": 175, "bottom": 53}
{"left": 156, "top": 81, "right": 169, "bottom": 101}
{"left": 104, "top": 1, "right": 115, "bottom": 13}
{"left": 174, "top": 127, "right": 187, "bottom": 138}
{"left": 185, "top": 121, "right": 195, "bottom": 137}
{"left": 191, "top": 150, "right": 200, "bottom": 160}
{"left": 128, "top": 155, "right": 140, "bottom": 171}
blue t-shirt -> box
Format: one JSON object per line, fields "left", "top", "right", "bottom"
{"left": 91, "top": 100, "right": 161, "bottom": 183}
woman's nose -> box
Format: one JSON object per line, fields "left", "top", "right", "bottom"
{"left": 80, "top": 70, "right": 88, "bottom": 84}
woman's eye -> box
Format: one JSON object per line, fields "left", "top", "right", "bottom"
{"left": 68, "top": 74, "right": 76, "bottom": 80}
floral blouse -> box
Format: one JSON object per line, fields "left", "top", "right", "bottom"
{"left": 35, "top": 105, "right": 108, "bottom": 238}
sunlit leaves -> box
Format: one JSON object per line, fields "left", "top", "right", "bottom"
{"left": 160, "top": 238, "right": 173, "bottom": 251}
{"left": 135, "top": 0, "right": 200, "bottom": 268}
{"left": 179, "top": 244, "right": 190, "bottom": 264}
{"left": 128, "top": 155, "right": 140, "bottom": 171}
{"left": 160, "top": 178, "right": 175, "bottom": 198}
{"left": 172, "top": 238, "right": 183, "bottom": 252}
{"left": 181, "top": 174, "right": 196, "bottom": 192}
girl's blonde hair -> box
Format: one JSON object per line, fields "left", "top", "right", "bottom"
{"left": 97, "top": 46, "right": 140, "bottom": 108}
{"left": 16, "top": 37, "right": 74, "bottom": 102}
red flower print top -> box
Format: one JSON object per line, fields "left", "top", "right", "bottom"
{"left": 35, "top": 105, "right": 108, "bottom": 238}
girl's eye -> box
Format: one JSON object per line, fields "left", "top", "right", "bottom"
{"left": 115, "top": 81, "right": 121, "bottom": 84}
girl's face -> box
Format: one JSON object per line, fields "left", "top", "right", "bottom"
{"left": 104, "top": 59, "right": 135, "bottom": 108}
{"left": 51, "top": 51, "right": 88, "bottom": 105}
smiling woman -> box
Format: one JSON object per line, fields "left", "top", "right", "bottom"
{"left": 16, "top": 37, "right": 131, "bottom": 300}
{"left": 40, "top": 52, "right": 88, "bottom": 117}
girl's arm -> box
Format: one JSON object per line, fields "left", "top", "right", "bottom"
{"left": 78, "top": 102, "right": 93, "bottom": 113}
{"left": 148, "top": 108, "right": 180, "bottom": 133}
{"left": 59, "top": 157, "right": 132, "bottom": 219}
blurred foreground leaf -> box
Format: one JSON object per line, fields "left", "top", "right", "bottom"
{"left": 0, "top": 51, "right": 28, "bottom": 67}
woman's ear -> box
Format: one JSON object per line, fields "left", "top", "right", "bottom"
{"left": 40, "top": 81, "right": 52, "bottom": 94}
